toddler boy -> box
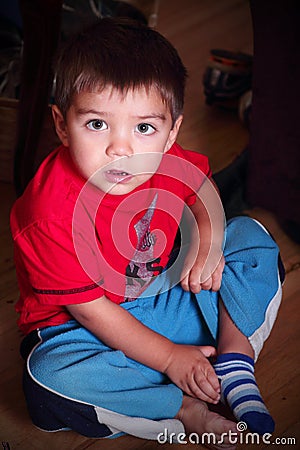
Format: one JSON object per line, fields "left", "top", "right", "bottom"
{"left": 11, "top": 18, "right": 283, "bottom": 448}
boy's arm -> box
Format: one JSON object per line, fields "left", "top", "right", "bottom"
{"left": 66, "top": 296, "right": 220, "bottom": 403}
{"left": 181, "top": 178, "right": 225, "bottom": 293}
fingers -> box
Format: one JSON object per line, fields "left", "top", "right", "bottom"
{"left": 181, "top": 267, "right": 202, "bottom": 293}
{"left": 191, "top": 373, "right": 220, "bottom": 404}
{"left": 182, "top": 273, "right": 215, "bottom": 293}
{"left": 189, "top": 348, "right": 220, "bottom": 403}
{"left": 181, "top": 373, "right": 220, "bottom": 403}
{"left": 201, "top": 257, "right": 225, "bottom": 291}
{"left": 200, "top": 275, "right": 213, "bottom": 291}
{"left": 180, "top": 273, "right": 191, "bottom": 292}
{"left": 205, "top": 363, "right": 221, "bottom": 394}
{"left": 197, "top": 351, "right": 221, "bottom": 394}
{"left": 166, "top": 344, "right": 221, "bottom": 405}
{"left": 185, "top": 364, "right": 220, "bottom": 403}
{"left": 200, "top": 345, "right": 217, "bottom": 359}
{"left": 181, "top": 256, "right": 225, "bottom": 293}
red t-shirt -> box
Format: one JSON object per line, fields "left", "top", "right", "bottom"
{"left": 10, "top": 143, "right": 212, "bottom": 334}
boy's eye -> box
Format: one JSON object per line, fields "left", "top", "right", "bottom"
{"left": 136, "top": 123, "right": 156, "bottom": 135}
{"left": 86, "top": 119, "right": 108, "bottom": 131}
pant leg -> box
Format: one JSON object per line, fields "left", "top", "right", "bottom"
{"left": 137, "top": 215, "right": 283, "bottom": 361}
{"left": 23, "top": 216, "right": 283, "bottom": 436}
{"left": 197, "top": 216, "right": 283, "bottom": 360}
{"left": 23, "top": 283, "right": 214, "bottom": 439}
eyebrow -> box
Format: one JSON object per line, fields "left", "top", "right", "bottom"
{"left": 76, "top": 108, "right": 108, "bottom": 116}
{"left": 75, "top": 109, "right": 167, "bottom": 121}
{"left": 134, "top": 114, "right": 167, "bottom": 121}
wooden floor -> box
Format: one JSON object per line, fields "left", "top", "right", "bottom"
{"left": 1, "top": 1, "right": 300, "bottom": 449}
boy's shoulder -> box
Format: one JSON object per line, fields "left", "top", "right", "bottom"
{"left": 10, "top": 145, "right": 83, "bottom": 238}
{"left": 167, "top": 143, "right": 212, "bottom": 176}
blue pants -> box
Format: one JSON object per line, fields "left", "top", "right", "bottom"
{"left": 21, "top": 217, "right": 283, "bottom": 439}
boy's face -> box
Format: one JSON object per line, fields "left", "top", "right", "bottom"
{"left": 52, "top": 86, "right": 183, "bottom": 195}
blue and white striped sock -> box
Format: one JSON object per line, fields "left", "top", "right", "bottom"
{"left": 214, "top": 353, "right": 275, "bottom": 435}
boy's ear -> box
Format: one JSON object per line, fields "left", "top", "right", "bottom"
{"left": 164, "top": 114, "right": 183, "bottom": 152}
{"left": 52, "top": 105, "right": 69, "bottom": 147}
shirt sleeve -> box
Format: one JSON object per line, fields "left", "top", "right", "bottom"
{"left": 174, "top": 145, "right": 213, "bottom": 206}
{"left": 16, "top": 218, "right": 105, "bottom": 305}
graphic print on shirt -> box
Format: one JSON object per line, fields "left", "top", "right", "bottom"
{"left": 125, "top": 194, "right": 163, "bottom": 301}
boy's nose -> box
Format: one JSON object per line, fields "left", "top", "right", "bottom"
{"left": 106, "top": 139, "right": 133, "bottom": 158}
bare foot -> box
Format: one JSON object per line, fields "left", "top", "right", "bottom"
{"left": 176, "top": 395, "right": 238, "bottom": 449}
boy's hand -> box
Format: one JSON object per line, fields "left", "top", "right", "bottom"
{"left": 164, "top": 344, "right": 220, "bottom": 403}
{"left": 181, "top": 253, "right": 225, "bottom": 294}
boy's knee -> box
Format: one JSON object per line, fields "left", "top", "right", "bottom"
{"left": 226, "top": 215, "right": 278, "bottom": 250}
{"left": 23, "top": 367, "right": 112, "bottom": 437}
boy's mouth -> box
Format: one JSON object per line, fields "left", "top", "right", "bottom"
{"left": 104, "top": 169, "right": 133, "bottom": 184}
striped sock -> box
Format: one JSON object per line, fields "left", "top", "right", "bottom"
{"left": 214, "top": 353, "right": 275, "bottom": 435}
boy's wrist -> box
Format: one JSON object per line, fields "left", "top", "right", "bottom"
{"left": 160, "top": 341, "right": 176, "bottom": 375}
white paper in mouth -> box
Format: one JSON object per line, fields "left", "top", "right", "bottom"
{"left": 104, "top": 169, "right": 134, "bottom": 185}
{"left": 107, "top": 170, "right": 131, "bottom": 176}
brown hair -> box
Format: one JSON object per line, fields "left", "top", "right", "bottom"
{"left": 54, "top": 17, "right": 187, "bottom": 124}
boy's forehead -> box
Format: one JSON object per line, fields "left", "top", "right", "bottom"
{"left": 89, "top": 84, "right": 163, "bottom": 100}
{"left": 71, "top": 84, "right": 170, "bottom": 111}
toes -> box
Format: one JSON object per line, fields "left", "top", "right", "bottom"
{"left": 179, "top": 396, "right": 238, "bottom": 449}
{"left": 206, "top": 411, "right": 237, "bottom": 435}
